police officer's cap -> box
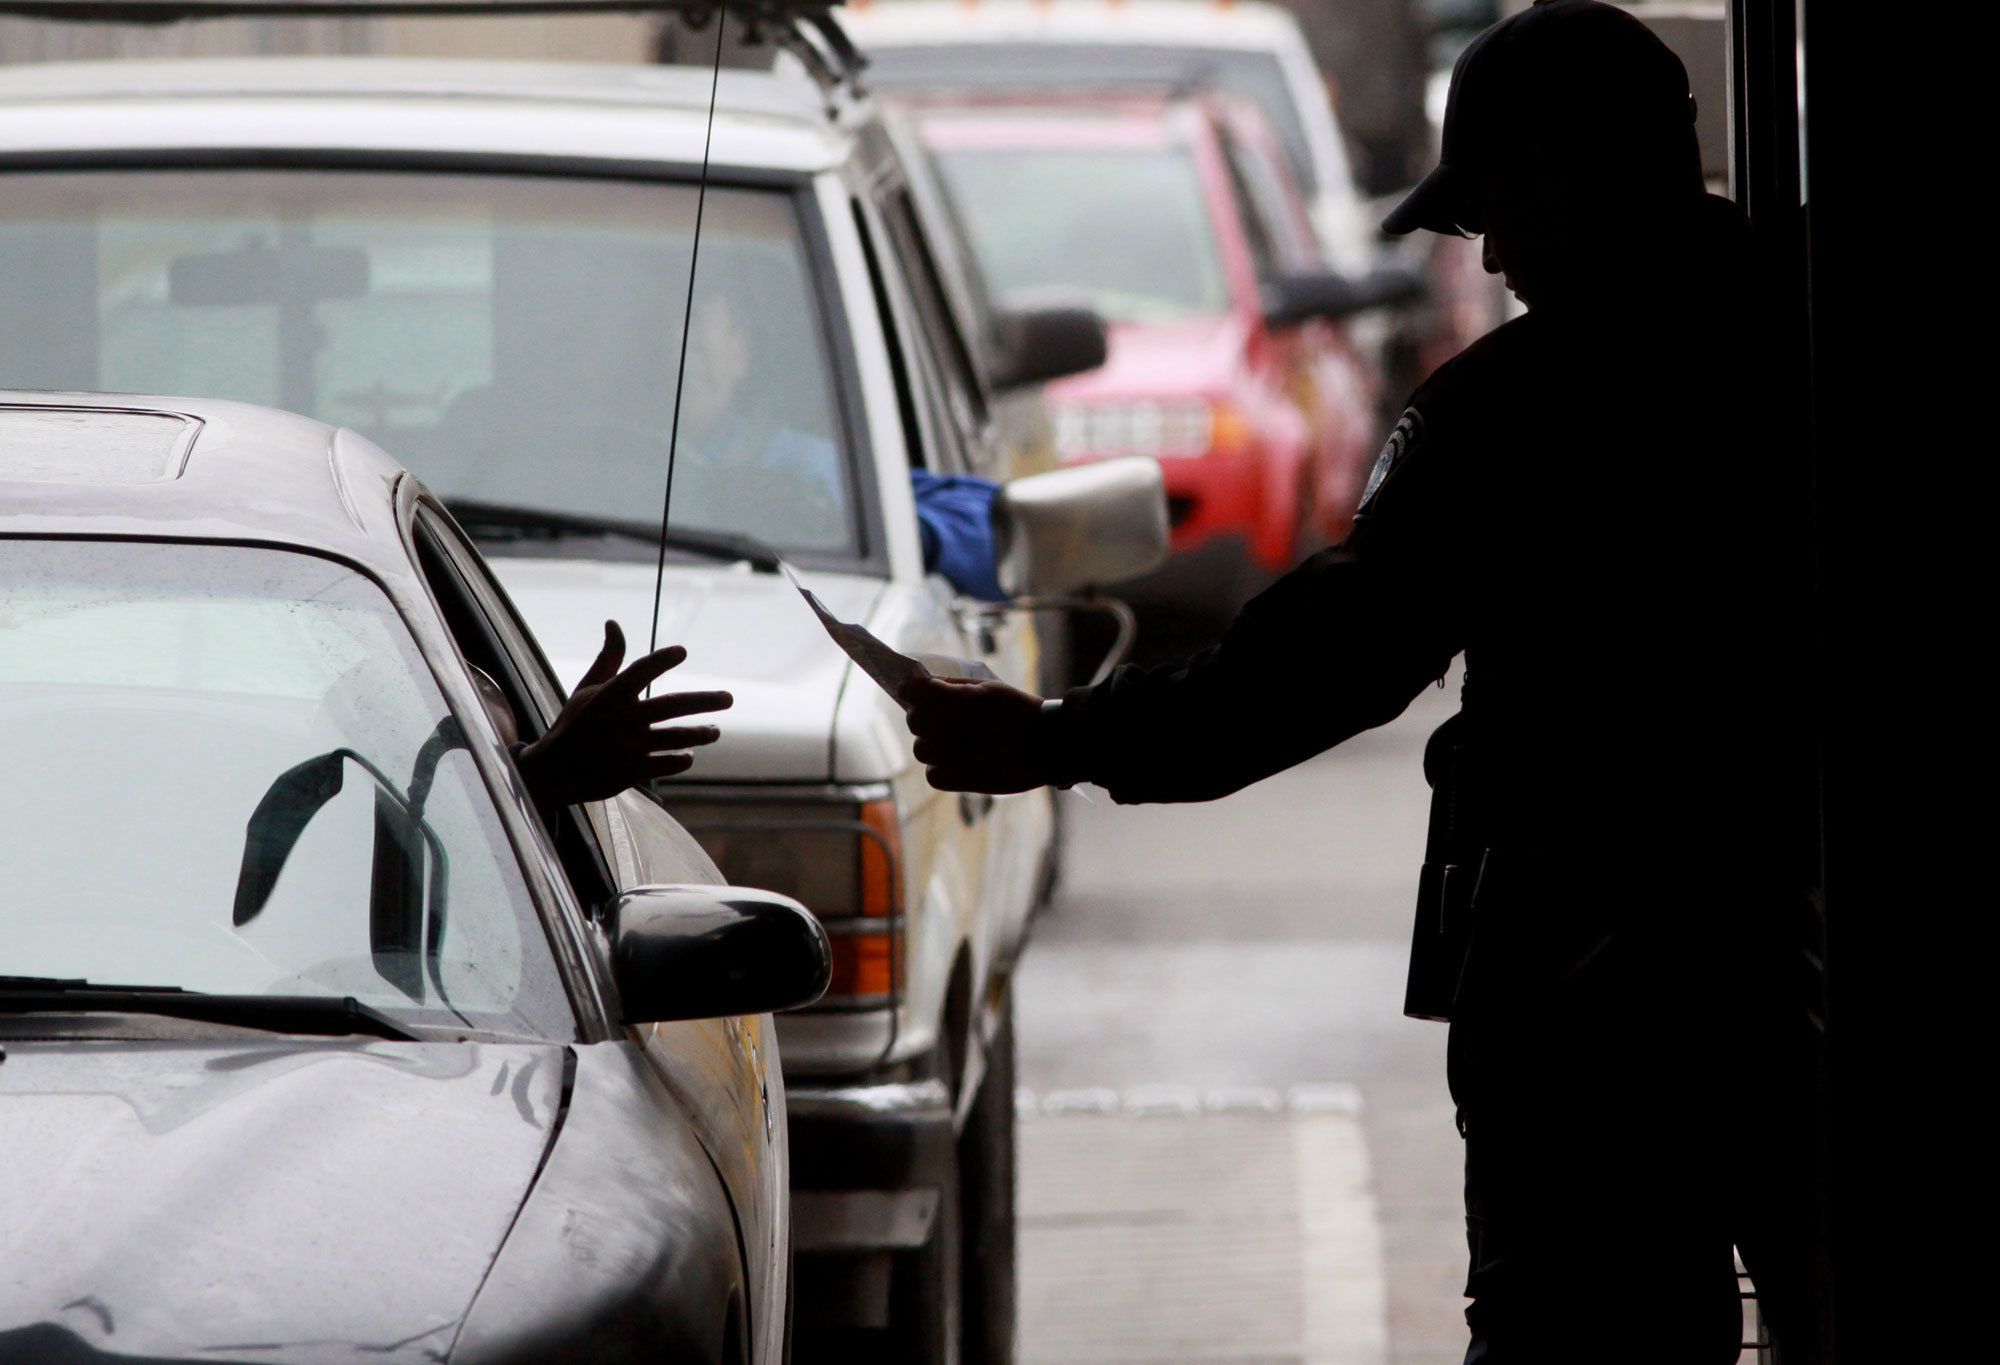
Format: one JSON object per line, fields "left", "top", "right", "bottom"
{"left": 1384, "top": 0, "right": 1699, "bottom": 237}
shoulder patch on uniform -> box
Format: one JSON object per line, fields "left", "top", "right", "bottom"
{"left": 1358, "top": 408, "right": 1424, "bottom": 513}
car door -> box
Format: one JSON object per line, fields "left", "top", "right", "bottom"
{"left": 861, "top": 176, "right": 1054, "bottom": 983}
{"left": 407, "top": 498, "right": 787, "bottom": 1363}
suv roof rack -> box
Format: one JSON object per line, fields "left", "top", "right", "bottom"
{"left": 0, "top": 0, "right": 869, "bottom": 95}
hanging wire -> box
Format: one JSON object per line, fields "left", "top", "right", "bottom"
{"left": 649, "top": 5, "right": 729, "bottom": 660}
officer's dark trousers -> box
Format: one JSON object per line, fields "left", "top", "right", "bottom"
{"left": 1447, "top": 931, "right": 1819, "bottom": 1364}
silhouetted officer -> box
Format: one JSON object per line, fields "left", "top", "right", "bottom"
{"left": 899, "top": 2, "right": 1819, "bottom": 1360}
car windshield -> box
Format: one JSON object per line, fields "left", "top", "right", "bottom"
{"left": 0, "top": 540, "right": 573, "bottom": 1038}
{"left": 931, "top": 145, "right": 1230, "bottom": 323}
{"left": 0, "top": 171, "right": 858, "bottom": 561}
{"left": 870, "top": 43, "right": 1318, "bottom": 195}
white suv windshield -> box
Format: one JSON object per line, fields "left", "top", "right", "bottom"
{"left": 0, "top": 171, "right": 858, "bottom": 560}
{"left": 0, "top": 540, "right": 573, "bottom": 1038}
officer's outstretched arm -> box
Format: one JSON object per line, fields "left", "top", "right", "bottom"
{"left": 900, "top": 389, "right": 1466, "bottom": 803}
{"left": 896, "top": 543, "right": 1456, "bottom": 803}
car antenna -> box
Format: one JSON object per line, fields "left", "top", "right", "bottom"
{"left": 649, "top": 0, "right": 727, "bottom": 664}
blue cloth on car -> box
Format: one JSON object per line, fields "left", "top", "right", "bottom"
{"left": 910, "top": 469, "right": 1007, "bottom": 601}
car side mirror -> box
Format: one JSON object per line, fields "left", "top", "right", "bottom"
{"left": 610, "top": 885, "right": 831, "bottom": 1024}
{"left": 989, "top": 303, "right": 1109, "bottom": 392}
{"left": 995, "top": 455, "right": 1170, "bottom": 598}
{"left": 1260, "top": 266, "right": 1427, "bottom": 330}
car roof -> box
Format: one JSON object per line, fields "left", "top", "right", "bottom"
{"left": 840, "top": 0, "right": 1309, "bottom": 50}
{"left": 0, "top": 391, "right": 417, "bottom": 582}
{"left": 0, "top": 58, "right": 855, "bottom": 173}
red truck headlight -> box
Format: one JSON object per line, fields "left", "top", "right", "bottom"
{"left": 1054, "top": 399, "right": 1249, "bottom": 461}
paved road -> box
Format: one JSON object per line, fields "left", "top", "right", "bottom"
{"left": 1012, "top": 663, "right": 1468, "bottom": 1365}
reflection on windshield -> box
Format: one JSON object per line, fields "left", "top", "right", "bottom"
{"left": 934, "top": 145, "right": 1230, "bottom": 323}
{"left": 0, "top": 541, "right": 572, "bottom": 1038}
{"left": 0, "top": 172, "right": 857, "bottom": 558}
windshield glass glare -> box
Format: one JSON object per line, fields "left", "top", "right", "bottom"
{"left": 933, "top": 145, "right": 1230, "bottom": 323}
{"left": 0, "top": 540, "right": 573, "bottom": 1038}
{"left": 0, "top": 171, "right": 858, "bottom": 559}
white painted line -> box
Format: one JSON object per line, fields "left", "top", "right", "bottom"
{"left": 1288, "top": 1081, "right": 1365, "bottom": 1116}
{"left": 1204, "top": 1086, "right": 1284, "bottom": 1115}
{"left": 1018, "top": 1082, "right": 1365, "bottom": 1118}
{"left": 1040, "top": 1086, "right": 1119, "bottom": 1115}
{"left": 1295, "top": 1110, "right": 1389, "bottom": 1365}
{"left": 1123, "top": 1084, "right": 1202, "bottom": 1117}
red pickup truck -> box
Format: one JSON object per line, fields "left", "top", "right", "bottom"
{"left": 919, "top": 94, "right": 1405, "bottom": 618}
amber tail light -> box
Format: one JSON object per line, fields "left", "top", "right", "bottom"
{"left": 663, "top": 791, "right": 903, "bottom": 1010}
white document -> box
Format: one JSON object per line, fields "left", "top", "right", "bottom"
{"left": 785, "top": 563, "right": 994, "bottom": 705}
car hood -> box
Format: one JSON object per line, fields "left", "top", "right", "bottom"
{"left": 0, "top": 1037, "right": 566, "bottom": 1363}
{"left": 1047, "top": 313, "right": 1247, "bottom": 401}
{"left": 487, "top": 558, "right": 882, "bottom": 783}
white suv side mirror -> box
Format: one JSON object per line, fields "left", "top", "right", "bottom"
{"left": 995, "top": 456, "right": 1170, "bottom": 599}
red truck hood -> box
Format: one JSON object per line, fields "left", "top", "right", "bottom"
{"left": 1048, "top": 313, "right": 1246, "bottom": 402}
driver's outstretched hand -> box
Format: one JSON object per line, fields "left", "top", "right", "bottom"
{"left": 517, "top": 621, "right": 733, "bottom": 808}
{"left": 900, "top": 674, "right": 1049, "bottom": 794}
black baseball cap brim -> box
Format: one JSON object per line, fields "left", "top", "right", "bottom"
{"left": 1382, "top": 160, "right": 1466, "bottom": 237}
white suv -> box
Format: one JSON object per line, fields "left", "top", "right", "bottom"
{"left": 0, "top": 35, "right": 1155, "bottom": 1363}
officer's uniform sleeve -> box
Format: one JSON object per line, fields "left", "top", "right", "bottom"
{"left": 1040, "top": 378, "right": 1475, "bottom": 805}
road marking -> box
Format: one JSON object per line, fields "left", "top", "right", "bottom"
{"left": 1295, "top": 1112, "right": 1388, "bottom": 1365}
{"left": 1019, "top": 1084, "right": 1364, "bottom": 1118}
{"left": 1017, "top": 1086, "right": 1389, "bottom": 1365}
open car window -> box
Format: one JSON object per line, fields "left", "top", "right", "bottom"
{"left": 410, "top": 504, "right": 621, "bottom": 919}
{"left": 0, "top": 538, "right": 576, "bottom": 1039}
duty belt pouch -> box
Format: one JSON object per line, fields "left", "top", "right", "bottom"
{"left": 1404, "top": 719, "right": 1485, "bottom": 1022}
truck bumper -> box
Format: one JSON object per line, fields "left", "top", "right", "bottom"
{"left": 788, "top": 1077, "right": 955, "bottom": 1251}
{"left": 789, "top": 1078, "right": 957, "bottom": 1332}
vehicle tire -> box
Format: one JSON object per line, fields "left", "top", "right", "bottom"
{"left": 959, "top": 996, "right": 1018, "bottom": 1365}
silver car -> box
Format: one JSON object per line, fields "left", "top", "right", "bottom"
{"left": 0, "top": 391, "right": 828, "bottom": 1363}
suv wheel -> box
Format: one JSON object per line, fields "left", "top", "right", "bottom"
{"left": 960, "top": 995, "right": 1018, "bottom": 1365}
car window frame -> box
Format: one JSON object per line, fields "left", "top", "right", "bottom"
{"left": 850, "top": 189, "right": 966, "bottom": 478}
{"left": 1216, "top": 109, "right": 1324, "bottom": 274}
{"left": 1216, "top": 120, "right": 1287, "bottom": 284}
{"left": 877, "top": 181, "right": 991, "bottom": 434}
{"left": 392, "top": 484, "right": 618, "bottom": 1039}
{"left": 409, "top": 500, "right": 628, "bottom": 910}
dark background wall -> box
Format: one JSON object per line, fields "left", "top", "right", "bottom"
{"left": 1279, "top": 0, "right": 1436, "bottom": 197}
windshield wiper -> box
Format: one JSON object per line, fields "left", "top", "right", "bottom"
{"left": 443, "top": 500, "right": 782, "bottom": 573}
{"left": 2, "top": 974, "right": 187, "bottom": 993}
{"left": 0, "top": 979, "right": 418, "bottom": 1041}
